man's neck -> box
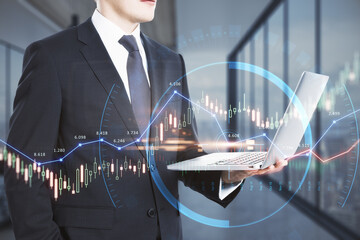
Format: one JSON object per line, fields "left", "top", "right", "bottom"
{"left": 96, "top": 8, "right": 138, "bottom": 34}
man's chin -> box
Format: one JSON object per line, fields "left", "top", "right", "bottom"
{"left": 138, "top": 14, "right": 155, "bottom": 23}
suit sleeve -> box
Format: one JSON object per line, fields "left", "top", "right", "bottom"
{"left": 176, "top": 54, "right": 242, "bottom": 208}
{"left": 5, "top": 42, "right": 63, "bottom": 240}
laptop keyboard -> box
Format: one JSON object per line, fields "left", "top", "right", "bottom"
{"left": 210, "top": 152, "right": 267, "bottom": 166}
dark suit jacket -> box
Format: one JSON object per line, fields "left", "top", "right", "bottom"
{"left": 5, "top": 18, "right": 241, "bottom": 240}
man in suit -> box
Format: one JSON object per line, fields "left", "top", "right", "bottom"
{"left": 5, "top": 0, "right": 287, "bottom": 239}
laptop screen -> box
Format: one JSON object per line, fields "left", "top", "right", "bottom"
{"left": 262, "top": 71, "right": 329, "bottom": 168}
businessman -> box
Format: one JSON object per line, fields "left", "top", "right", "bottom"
{"left": 5, "top": 0, "right": 287, "bottom": 239}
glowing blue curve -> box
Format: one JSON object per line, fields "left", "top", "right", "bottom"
{"left": 146, "top": 62, "right": 313, "bottom": 228}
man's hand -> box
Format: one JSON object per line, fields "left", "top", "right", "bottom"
{"left": 221, "top": 160, "right": 288, "bottom": 184}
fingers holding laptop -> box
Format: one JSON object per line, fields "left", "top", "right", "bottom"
{"left": 221, "top": 159, "right": 288, "bottom": 184}
{"left": 269, "top": 159, "right": 288, "bottom": 173}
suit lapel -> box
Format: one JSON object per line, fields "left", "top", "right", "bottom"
{"left": 77, "top": 19, "right": 146, "bottom": 158}
{"left": 141, "top": 34, "right": 180, "bottom": 172}
{"left": 141, "top": 33, "right": 166, "bottom": 120}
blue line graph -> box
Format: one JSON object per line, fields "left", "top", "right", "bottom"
{"left": 98, "top": 83, "right": 116, "bottom": 207}
{"left": 0, "top": 90, "right": 359, "bottom": 167}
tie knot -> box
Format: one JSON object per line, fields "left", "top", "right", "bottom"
{"left": 119, "top": 35, "right": 139, "bottom": 53}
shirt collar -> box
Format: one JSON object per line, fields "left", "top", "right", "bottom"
{"left": 91, "top": 9, "right": 144, "bottom": 52}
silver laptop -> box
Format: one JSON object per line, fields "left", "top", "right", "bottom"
{"left": 167, "top": 71, "right": 329, "bottom": 171}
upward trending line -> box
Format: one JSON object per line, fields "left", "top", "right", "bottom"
{"left": 0, "top": 91, "right": 359, "bottom": 166}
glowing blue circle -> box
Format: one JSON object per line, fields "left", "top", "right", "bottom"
{"left": 146, "top": 62, "right": 313, "bottom": 228}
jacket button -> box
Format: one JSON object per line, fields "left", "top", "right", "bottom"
{"left": 147, "top": 208, "right": 156, "bottom": 218}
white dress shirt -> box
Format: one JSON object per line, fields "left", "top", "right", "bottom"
{"left": 92, "top": 9, "right": 150, "bottom": 102}
{"left": 91, "top": 10, "right": 242, "bottom": 201}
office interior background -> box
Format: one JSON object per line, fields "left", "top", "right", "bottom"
{"left": 1, "top": 0, "right": 360, "bottom": 239}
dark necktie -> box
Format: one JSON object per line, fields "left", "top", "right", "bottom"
{"left": 119, "top": 35, "right": 151, "bottom": 135}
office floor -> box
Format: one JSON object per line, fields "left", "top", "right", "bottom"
{"left": 0, "top": 178, "right": 336, "bottom": 240}
{"left": 180, "top": 178, "right": 336, "bottom": 240}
